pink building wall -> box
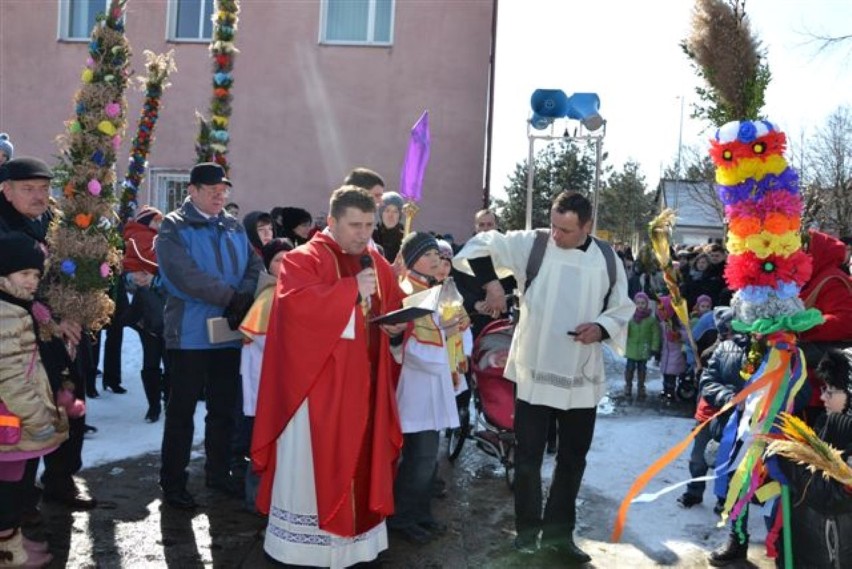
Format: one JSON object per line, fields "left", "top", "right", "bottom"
{"left": 0, "top": 0, "right": 493, "bottom": 240}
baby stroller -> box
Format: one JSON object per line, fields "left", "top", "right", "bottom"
{"left": 446, "top": 319, "right": 517, "bottom": 489}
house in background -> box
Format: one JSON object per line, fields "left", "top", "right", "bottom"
{"left": 0, "top": 0, "right": 494, "bottom": 239}
{"left": 656, "top": 179, "right": 726, "bottom": 245}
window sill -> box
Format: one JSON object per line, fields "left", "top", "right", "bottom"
{"left": 166, "top": 37, "right": 212, "bottom": 44}
{"left": 319, "top": 40, "right": 393, "bottom": 48}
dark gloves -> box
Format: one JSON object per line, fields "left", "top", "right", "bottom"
{"left": 224, "top": 291, "right": 255, "bottom": 330}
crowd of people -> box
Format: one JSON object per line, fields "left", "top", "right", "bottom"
{"left": 0, "top": 126, "right": 850, "bottom": 568}
{"left": 613, "top": 223, "right": 852, "bottom": 567}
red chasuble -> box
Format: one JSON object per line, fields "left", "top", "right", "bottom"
{"left": 251, "top": 232, "right": 404, "bottom": 537}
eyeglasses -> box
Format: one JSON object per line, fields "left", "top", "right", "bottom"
{"left": 820, "top": 385, "right": 844, "bottom": 398}
{"left": 199, "top": 185, "right": 231, "bottom": 199}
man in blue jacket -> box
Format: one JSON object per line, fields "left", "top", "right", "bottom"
{"left": 156, "top": 162, "right": 262, "bottom": 509}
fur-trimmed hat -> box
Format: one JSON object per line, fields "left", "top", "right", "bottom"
{"left": 0, "top": 133, "right": 13, "bottom": 160}
{"left": 400, "top": 231, "right": 439, "bottom": 269}
{"left": 816, "top": 348, "right": 852, "bottom": 415}
{"left": 0, "top": 232, "right": 45, "bottom": 276}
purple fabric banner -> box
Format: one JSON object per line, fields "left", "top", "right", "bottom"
{"left": 399, "top": 110, "right": 430, "bottom": 202}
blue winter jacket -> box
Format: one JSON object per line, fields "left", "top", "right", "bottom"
{"left": 156, "top": 198, "right": 262, "bottom": 350}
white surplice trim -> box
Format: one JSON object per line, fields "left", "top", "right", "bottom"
{"left": 264, "top": 400, "right": 388, "bottom": 568}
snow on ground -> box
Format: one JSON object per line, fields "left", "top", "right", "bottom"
{"left": 85, "top": 329, "right": 205, "bottom": 468}
{"left": 82, "top": 329, "right": 772, "bottom": 564}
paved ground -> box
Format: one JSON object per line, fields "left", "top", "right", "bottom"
{"left": 28, "top": 394, "right": 776, "bottom": 568}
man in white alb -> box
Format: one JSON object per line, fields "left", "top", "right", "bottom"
{"left": 453, "top": 191, "right": 633, "bottom": 563}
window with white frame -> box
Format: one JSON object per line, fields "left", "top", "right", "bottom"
{"left": 321, "top": 0, "right": 394, "bottom": 45}
{"left": 167, "top": 0, "right": 214, "bottom": 42}
{"left": 59, "top": 0, "right": 109, "bottom": 41}
{"left": 150, "top": 170, "right": 190, "bottom": 214}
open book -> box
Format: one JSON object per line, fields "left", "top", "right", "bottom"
{"left": 369, "top": 284, "right": 441, "bottom": 325}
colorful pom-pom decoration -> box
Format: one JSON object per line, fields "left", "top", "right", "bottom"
{"left": 709, "top": 120, "right": 822, "bottom": 333}
{"left": 87, "top": 179, "right": 102, "bottom": 196}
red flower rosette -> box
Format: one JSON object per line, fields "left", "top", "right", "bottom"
{"left": 709, "top": 130, "right": 787, "bottom": 166}
{"left": 724, "top": 250, "right": 812, "bottom": 289}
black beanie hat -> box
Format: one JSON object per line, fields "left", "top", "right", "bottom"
{"left": 400, "top": 231, "right": 439, "bottom": 269}
{"left": 261, "top": 238, "right": 294, "bottom": 271}
{"left": 0, "top": 232, "right": 46, "bottom": 276}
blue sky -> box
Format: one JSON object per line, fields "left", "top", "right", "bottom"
{"left": 490, "top": 0, "right": 852, "bottom": 199}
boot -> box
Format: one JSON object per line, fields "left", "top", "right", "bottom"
{"left": 0, "top": 528, "right": 53, "bottom": 568}
{"left": 623, "top": 368, "right": 633, "bottom": 399}
{"left": 661, "top": 375, "right": 676, "bottom": 402}
{"left": 708, "top": 534, "right": 748, "bottom": 566}
{"left": 140, "top": 368, "right": 163, "bottom": 423}
{"left": 636, "top": 369, "right": 647, "bottom": 401}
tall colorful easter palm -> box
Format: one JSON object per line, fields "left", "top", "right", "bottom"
{"left": 48, "top": 0, "right": 131, "bottom": 331}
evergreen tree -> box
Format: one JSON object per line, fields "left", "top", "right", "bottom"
{"left": 494, "top": 139, "right": 600, "bottom": 230}
{"left": 597, "top": 161, "right": 655, "bottom": 243}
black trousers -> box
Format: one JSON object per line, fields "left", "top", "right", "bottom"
{"left": 513, "top": 400, "right": 596, "bottom": 544}
{"left": 41, "top": 344, "right": 88, "bottom": 492}
{"left": 159, "top": 348, "right": 240, "bottom": 492}
{"left": 0, "top": 459, "right": 39, "bottom": 531}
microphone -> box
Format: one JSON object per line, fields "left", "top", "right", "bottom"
{"left": 359, "top": 255, "right": 373, "bottom": 313}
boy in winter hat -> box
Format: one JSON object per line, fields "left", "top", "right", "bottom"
{"left": 0, "top": 232, "right": 71, "bottom": 568}
{"left": 772, "top": 348, "right": 852, "bottom": 567}
{"left": 390, "top": 232, "right": 472, "bottom": 544}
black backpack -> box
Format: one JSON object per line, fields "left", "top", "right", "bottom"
{"left": 523, "top": 229, "right": 618, "bottom": 312}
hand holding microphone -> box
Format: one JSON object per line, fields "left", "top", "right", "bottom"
{"left": 356, "top": 255, "right": 377, "bottom": 306}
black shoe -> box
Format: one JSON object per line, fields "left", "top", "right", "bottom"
{"left": 677, "top": 493, "right": 703, "bottom": 508}
{"left": 144, "top": 405, "right": 161, "bottom": 423}
{"left": 205, "top": 475, "right": 243, "bottom": 498}
{"left": 390, "top": 524, "right": 433, "bottom": 545}
{"left": 83, "top": 424, "right": 98, "bottom": 434}
{"left": 162, "top": 488, "right": 198, "bottom": 510}
{"left": 713, "top": 498, "right": 725, "bottom": 515}
{"left": 104, "top": 383, "right": 127, "bottom": 394}
{"left": 43, "top": 483, "right": 98, "bottom": 510}
{"left": 708, "top": 535, "right": 748, "bottom": 567}
{"left": 513, "top": 535, "right": 538, "bottom": 555}
{"left": 86, "top": 386, "right": 100, "bottom": 398}
{"left": 418, "top": 520, "right": 447, "bottom": 536}
{"left": 543, "top": 537, "right": 591, "bottom": 564}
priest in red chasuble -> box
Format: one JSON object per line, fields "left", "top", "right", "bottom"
{"left": 251, "top": 185, "right": 406, "bottom": 568}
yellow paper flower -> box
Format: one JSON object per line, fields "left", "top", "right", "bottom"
{"left": 212, "top": 115, "right": 229, "bottom": 128}
{"left": 81, "top": 69, "right": 94, "bottom": 83}
{"left": 716, "top": 155, "right": 787, "bottom": 186}
{"left": 727, "top": 231, "right": 801, "bottom": 258}
{"left": 97, "top": 120, "right": 117, "bottom": 136}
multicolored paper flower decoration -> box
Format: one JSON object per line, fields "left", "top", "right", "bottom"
{"left": 195, "top": 0, "right": 240, "bottom": 173}
{"left": 119, "top": 49, "right": 176, "bottom": 223}
{"left": 46, "top": 0, "right": 129, "bottom": 331}
{"left": 710, "top": 120, "right": 823, "bottom": 334}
